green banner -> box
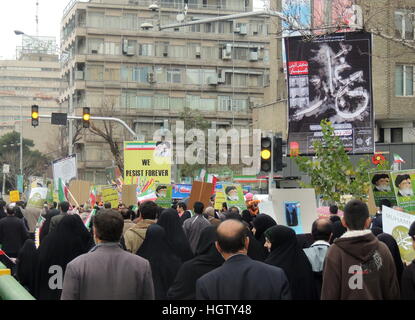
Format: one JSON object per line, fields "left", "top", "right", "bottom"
{"left": 390, "top": 170, "right": 415, "bottom": 214}
{"left": 155, "top": 185, "right": 173, "bottom": 208}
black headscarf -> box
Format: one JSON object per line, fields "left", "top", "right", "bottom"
{"left": 252, "top": 214, "right": 277, "bottom": 244}
{"left": 16, "top": 239, "right": 38, "bottom": 296}
{"left": 35, "top": 214, "right": 93, "bottom": 300}
{"left": 264, "top": 225, "right": 318, "bottom": 300}
{"left": 137, "top": 224, "right": 182, "bottom": 300}
{"left": 377, "top": 233, "right": 404, "bottom": 285}
{"left": 157, "top": 209, "right": 194, "bottom": 262}
{"left": 39, "top": 209, "right": 60, "bottom": 243}
{"left": 330, "top": 220, "right": 347, "bottom": 243}
{"left": 167, "top": 226, "right": 224, "bottom": 300}
{"left": 371, "top": 227, "right": 383, "bottom": 236}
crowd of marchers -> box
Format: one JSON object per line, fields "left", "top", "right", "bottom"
{"left": 0, "top": 196, "right": 415, "bottom": 300}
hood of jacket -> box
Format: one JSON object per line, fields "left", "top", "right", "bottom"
{"left": 334, "top": 230, "right": 379, "bottom": 263}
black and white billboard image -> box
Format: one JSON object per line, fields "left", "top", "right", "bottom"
{"left": 285, "top": 32, "right": 374, "bottom": 155}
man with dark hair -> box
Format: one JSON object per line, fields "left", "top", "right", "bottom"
{"left": 177, "top": 202, "right": 191, "bottom": 224}
{"left": 123, "top": 201, "right": 157, "bottom": 254}
{"left": 104, "top": 202, "right": 112, "bottom": 209}
{"left": 371, "top": 199, "right": 391, "bottom": 231}
{"left": 183, "top": 201, "right": 211, "bottom": 253}
{"left": 61, "top": 209, "right": 154, "bottom": 300}
{"left": 303, "top": 219, "right": 333, "bottom": 298}
{"left": 196, "top": 220, "right": 291, "bottom": 300}
{"left": 120, "top": 209, "right": 135, "bottom": 236}
{"left": 401, "top": 221, "right": 415, "bottom": 299}
{"left": 321, "top": 199, "right": 400, "bottom": 300}
{"left": 329, "top": 205, "right": 340, "bottom": 223}
{"left": 49, "top": 201, "right": 70, "bottom": 233}
{"left": 0, "top": 204, "right": 29, "bottom": 258}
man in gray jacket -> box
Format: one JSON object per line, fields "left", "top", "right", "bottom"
{"left": 61, "top": 209, "right": 155, "bottom": 300}
{"left": 183, "top": 201, "right": 211, "bottom": 254}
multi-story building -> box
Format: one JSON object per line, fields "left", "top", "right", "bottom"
{"left": 257, "top": 0, "right": 415, "bottom": 178}
{"left": 0, "top": 35, "right": 61, "bottom": 154}
{"left": 60, "top": 0, "right": 271, "bottom": 183}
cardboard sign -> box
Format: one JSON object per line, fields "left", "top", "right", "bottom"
{"left": 188, "top": 181, "right": 213, "bottom": 211}
{"left": 102, "top": 186, "right": 119, "bottom": 209}
{"left": 383, "top": 206, "right": 415, "bottom": 263}
{"left": 69, "top": 180, "right": 91, "bottom": 206}
{"left": 9, "top": 190, "right": 20, "bottom": 203}
{"left": 122, "top": 184, "right": 138, "bottom": 207}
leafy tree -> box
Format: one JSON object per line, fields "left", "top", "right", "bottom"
{"left": 0, "top": 131, "right": 49, "bottom": 191}
{"left": 294, "top": 120, "right": 371, "bottom": 209}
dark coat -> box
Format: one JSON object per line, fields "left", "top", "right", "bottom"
{"left": 196, "top": 254, "right": 291, "bottom": 300}
{"left": 0, "top": 216, "right": 29, "bottom": 257}
{"left": 401, "top": 260, "right": 415, "bottom": 300}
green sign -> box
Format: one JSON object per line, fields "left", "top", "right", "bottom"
{"left": 369, "top": 171, "right": 397, "bottom": 207}
{"left": 390, "top": 170, "right": 415, "bottom": 214}
{"left": 155, "top": 184, "right": 173, "bottom": 208}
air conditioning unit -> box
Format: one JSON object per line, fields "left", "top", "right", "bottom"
{"left": 233, "top": 26, "right": 240, "bottom": 33}
{"left": 163, "top": 51, "right": 168, "bottom": 57}
{"left": 207, "top": 75, "right": 218, "bottom": 85}
{"left": 217, "top": 76, "right": 225, "bottom": 84}
{"left": 147, "top": 72, "right": 156, "bottom": 83}
{"left": 195, "top": 46, "right": 201, "bottom": 57}
{"left": 249, "top": 51, "right": 259, "bottom": 61}
{"left": 126, "top": 46, "right": 135, "bottom": 56}
{"left": 239, "top": 24, "right": 248, "bottom": 35}
{"left": 122, "top": 39, "right": 129, "bottom": 54}
{"left": 75, "top": 71, "right": 84, "bottom": 80}
{"left": 222, "top": 49, "right": 231, "bottom": 60}
{"left": 91, "top": 49, "right": 98, "bottom": 54}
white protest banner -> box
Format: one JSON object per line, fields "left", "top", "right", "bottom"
{"left": 382, "top": 205, "right": 415, "bottom": 263}
{"left": 52, "top": 154, "right": 77, "bottom": 191}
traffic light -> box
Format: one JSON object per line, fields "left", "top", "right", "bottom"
{"left": 31, "top": 105, "right": 39, "bottom": 127}
{"left": 260, "top": 136, "right": 272, "bottom": 172}
{"left": 82, "top": 107, "right": 90, "bottom": 128}
{"left": 273, "top": 137, "right": 286, "bottom": 172}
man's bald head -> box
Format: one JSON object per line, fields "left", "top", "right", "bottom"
{"left": 216, "top": 219, "right": 249, "bottom": 254}
{"left": 311, "top": 218, "right": 333, "bottom": 242}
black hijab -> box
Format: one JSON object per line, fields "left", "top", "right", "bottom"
{"left": 264, "top": 225, "right": 318, "bottom": 300}
{"left": 371, "top": 227, "right": 383, "bottom": 236}
{"left": 16, "top": 239, "right": 38, "bottom": 296}
{"left": 377, "top": 233, "right": 404, "bottom": 284}
{"left": 137, "top": 224, "right": 182, "bottom": 300}
{"left": 167, "top": 226, "right": 224, "bottom": 300}
{"left": 39, "top": 209, "right": 60, "bottom": 243}
{"left": 157, "top": 209, "right": 194, "bottom": 262}
{"left": 35, "top": 214, "right": 93, "bottom": 300}
{"left": 252, "top": 214, "right": 277, "bottom": 244}
{"left": 331, "top": 220, "right": 347, "bottom": 243}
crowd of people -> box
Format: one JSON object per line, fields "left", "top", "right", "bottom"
{"left": 0, "top": 195, "right": 414, "bottom": 300}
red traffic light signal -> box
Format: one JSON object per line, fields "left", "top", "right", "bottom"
{"left": 31, "top": 105, "right": 39, "bottom": 127}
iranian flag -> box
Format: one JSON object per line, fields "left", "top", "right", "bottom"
{"left": 206, "top": 174, "right": 218, "bottom": 194}
{"left": 58, "top": 178, "right": 69, "bottom": 202}
{"left": 137, "top": 189, "right": 157, "bottom": 203}
{"left": 84, "top": 209, "right": 97, "bottom": 230}
{"left": 393, "top": 153, "right": 405, "bottom": 164}
{"left": 124, "top": 142, "right": 156, "bottom": 150}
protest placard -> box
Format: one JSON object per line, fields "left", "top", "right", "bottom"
{"left": 155, "top": 185, "right": 173, "bottom": 208}
{"left": 122, "top": 184, "right": 138, "bottom": 207}
{"left": 369, "top": 171, "right": 397, "bottom": 208}
{"left": 217, "top": 183, "right": 246, "bottom": 211}
{"left": 69, "top": 180, "right": 91, "bottom": 206}
{"left": 27, "top": 187, "right": 48, "bottom": 209}
{"left": 188, "top": 181, "right": 213, "bottom": 211}
{"left": 9, "top": 190, "right": 20, "bottom": 203}
{"left": 102, "top": 186, "right": 119, "bottom": 208}
{"left": 390, "top": 170, "right": 415, "bottom": 213}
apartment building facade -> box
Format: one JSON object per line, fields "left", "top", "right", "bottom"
{"left": 0, "top": 36, "right": 61, "bottom": 154}
{"left": 60, "top": 0, "right": 271, "bottom": 183}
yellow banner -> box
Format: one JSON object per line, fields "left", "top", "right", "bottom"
{"left": 123, "top": 141, "right": 171, "bottom": 190}
{"left": 9, "top": 190, "right": 20, "bottom": 203}
{"left": 102, "top": 186, "right": 119, "bottom": 209}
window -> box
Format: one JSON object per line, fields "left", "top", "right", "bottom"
{"left": 218, "top": 96, "right": 248, "bottom": 112}
{"left": 104, "top": 42, "right": 120, "bottom": 55}
{"left": 121, "top": 13, "right": 137, "bottom": 30}
{"left": 154, "top": 95, "right": 169, "bottom": 110}
{"left": 391, "top": 128, "right": 403, "bottom": 143}
{"left": 137, "top": 96, "right": 152, "bottom": 109}
{"left": 395, "top": 65, "right": 414, "bottom": 96}
{"left": 201, "top": 46, "right": 218, "bottom": 60}
{"left": 155, "top": 42, "right": 169, "bottom": 57}
{"left": 170, "top": 97, "right": 185, "bottom": 112}
{"left": 186, "top": 95, "right": 200, "bottom": 110}
{"left": 233, "top": 47, "right": 249, "bottom": 60}
{"left": 205, "top": 23, "right": 215, "bottom": 33}
{"left": 86, "top": 65, "right": 104, "bottom": 80}
{"left": 218, "top": 21, "right": 232, "bottom": 34}
{"left": 104, "top": 67, "right": 120, "bottom": 81}
{"left": 139, "top": 44, "right": 153, "bottom": 56}
{"left": 395, "top": 11, "right": 414, "bottom": 40}
{"left": 87, "top": 12, "right": 104, "bottom": 28}
{"left": 167, "top": 68, "right": 182, "bottom": 83}
{"left": 88, "top": 38, "right": 104, "bottom": 54}
{"left": 106, "top": 15, "right": 120, "bottom": 29}
{"left": 169, "top": 45, "right": 187, "bottom": 58}
{"left": 202, "top": 69, "right": 217, "bottom": 85}
{"left": 201, "top": 98, "right": 216, "bottom": 112}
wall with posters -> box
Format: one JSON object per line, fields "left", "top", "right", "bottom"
{"left": 285, "top": 32, "right": 374, "bottom": 155}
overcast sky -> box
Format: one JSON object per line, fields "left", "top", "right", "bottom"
{"left": 0, "top": 0, "right": 265, "bottom": 60}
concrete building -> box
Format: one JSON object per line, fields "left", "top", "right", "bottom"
{"left": 60, "top": 0, "right": 271, "bottom": 183}
{"left": 0, "top": 35, "right": 61, "bottom": 155}
{"left": 256, "top": 0, "right": 415, "bottom": 179}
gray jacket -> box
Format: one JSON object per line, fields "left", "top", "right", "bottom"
{"left": 61, "top": 242, "right": 155, "bottom": 300}
{"left": 183, "top": 214, "right": 211, "bottom": 254}
{"left": 303, "top": 240, "right": 330, "bottom": 272}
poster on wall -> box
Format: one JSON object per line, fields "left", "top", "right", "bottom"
{"left": 52, "top": 154, "right": 77, "bottom": 191}
{"left": 284, "top": 201, "right": 304, "bottom": 234}
{"left": 285, "top": 32, "right": 374, "bottom": 155}
{"left": 369, "top": 171, "right": 397, "bottom": 208}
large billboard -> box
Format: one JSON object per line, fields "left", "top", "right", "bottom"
{"left": 285, "top": 32, "right": 374, "bottom": 155}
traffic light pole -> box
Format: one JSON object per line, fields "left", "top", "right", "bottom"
{"left": 36, "top": 114, "right": 138, "bottom": 140}
{"left": 268, "top": 135, "right": 274, "bottom": 201}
